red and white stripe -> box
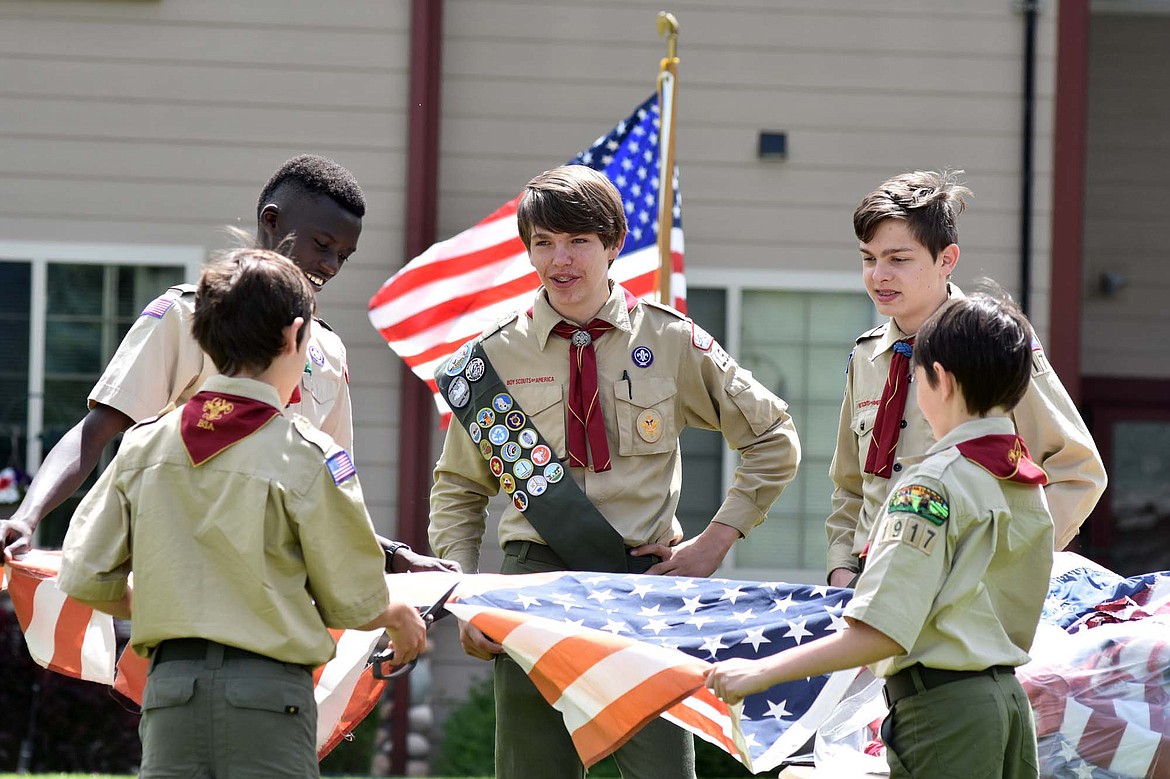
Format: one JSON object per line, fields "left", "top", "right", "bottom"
{"left": 367, "top": 196, "right": 685, "bottom": 418}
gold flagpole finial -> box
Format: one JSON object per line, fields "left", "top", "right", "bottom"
{"left": 657, "top": 12, "right": 679, "bottom": 60}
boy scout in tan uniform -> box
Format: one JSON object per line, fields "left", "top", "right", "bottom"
{"left": 708, "top": 293, "right": 1053, "bottom": 779}
{"left": 2, "top": 155, "right": 451, "bottom": 573}
{"left": 826, "top": 171, "right": 1106, "bottom": 586}
{"left": 58, "top": 249, "right": 425, "bottom": 778}
{"left": 429, "top": 165, "right": 801, "bottom": 779}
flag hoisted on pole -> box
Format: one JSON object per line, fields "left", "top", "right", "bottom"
{"left": 367, "top": 18, "right": 686, "bottom": 420}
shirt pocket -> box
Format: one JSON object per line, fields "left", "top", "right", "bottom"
{"left": 613, "top": 377, "right": 679, "bottom": 456}
{"left": 304, "top": 369, "right": 340, "bottom": 407}
{"left": 852, "top": 407, "right": 878, "bottom": 449}
{"left": 522, "top": 384, "right": 566, "bottom": 460}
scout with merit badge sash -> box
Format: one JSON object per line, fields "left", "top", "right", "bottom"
{"left": 882, "top": 433, "right": 1048, "bottom": 555}
{"left": 437, "top": 338, "right": 640, "bottom": 574}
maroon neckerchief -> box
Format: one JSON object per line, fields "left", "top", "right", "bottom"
{"left": 863, "top": 337, "right": 915, "bottom": 478}
{"left": 956, "top": 433, "right": 1048, "bottom": 485}
{"left": 530, "top": 287, "right": 638, "bottom": 472}
{"left": 180, "top": 391, "right": 281, "bottom": 466}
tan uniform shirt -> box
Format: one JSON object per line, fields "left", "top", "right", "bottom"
{"left": 826, "top": 285, "right": 1106, "bottom": 577}
{"left": 59, "top": 375, "right": 387, "bottom": 667}
{"left": 844, "top": 416, "right": 1054, "bottom": 676}
{"left": 429, "top": 284, "right": 802, "bottom": 574}
{"left": 88, "top": 284, "right": 354, "bottom": 452}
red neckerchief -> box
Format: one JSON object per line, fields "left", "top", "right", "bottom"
{"left": 956, "top": 433, "right": 1048, "bottom": 485}
{"left": 180, "top": 391, "right": 281, "bottom": 466}
{"left": 528, "top": 286, "right": 637, "bottom": 472}
{"left": 863, "top": 337, "right": 915, "bottom": 478}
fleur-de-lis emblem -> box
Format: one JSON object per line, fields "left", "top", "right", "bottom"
{"left": 1008, "top": 438, "right": 1024, "bottom": 466}
{"left": 198, "top": 397, "right": 234, "bottom": 430}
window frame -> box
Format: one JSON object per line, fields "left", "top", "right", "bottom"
{"left": 0, "top": 240, "right": 204, "bottom": 477}
{"left": 685, "top": 267, "right": 879, "bottom": 584}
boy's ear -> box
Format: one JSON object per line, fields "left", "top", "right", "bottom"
{"left": 933, "top": 360, "right": 957, "bottom": 401}
{"left": 938, "top": 243, "right": 959, "bottom": 275}
{"left": 259, "top": 204, "right": 280, "bottom": 242}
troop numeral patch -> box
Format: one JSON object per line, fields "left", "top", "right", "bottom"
{"left": 880, "top": 514, "right": 940, "bottom": 555}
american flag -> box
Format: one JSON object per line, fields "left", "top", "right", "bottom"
{"left": 1, "top": 551, "right": 389, "bottom": 759}
{"left": 435, "top": 570, "right": 858, "bottom": 773}
{"left": 367, "top": 92, "right": 685, "bottom": 418}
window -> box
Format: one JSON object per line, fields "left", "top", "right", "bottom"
{"left": 0, "top": 242, "right": 203, "bottom": 546}
{"left": 680, "top": 270, "right": 876, "bottom": 584}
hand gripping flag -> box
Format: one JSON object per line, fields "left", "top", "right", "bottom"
{"left": 367, "top": 92, "right": 685, "bottom": 419}
{"left": 1, "top": 551, "right": 390, "bottom": 760}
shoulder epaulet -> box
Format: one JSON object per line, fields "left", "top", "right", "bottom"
{"left": 140, "top": 284, "right": 195, "bottom": 319}
{"left": 169, "top": 283, "right": 197, "bottom": 297}
{"left": 481, "top": 311, "right": 521, "bottom": 341}
{"left": 917, "top": 446, "right": 962, "bottom": 480}
{"left": 856, "top": 323, "right": 888, "bottom": 343}
{"left": 314, "top": 316, "right": 334, "bottom": 332}
{"left": 640, "top": 299, "right": 689, "bottom": 321}
{"left": 292, "top": 414, "right": 338, "bottom": 456}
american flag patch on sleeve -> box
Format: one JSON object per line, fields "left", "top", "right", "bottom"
{"left": 140, "top": 295, "right": 176, "bottom": 319}
{"left": 326, "top": 450, "right": 357, "bottom": 485}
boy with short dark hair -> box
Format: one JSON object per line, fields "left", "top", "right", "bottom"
{"left": 707, "top": 292, "right": 1053, "bottom": 779}
{"left": 2, "top": 155, "right": 454, "bottom": 574}
{"left": 58, "top": 248, "right": 426, "bottom": 778}
{"left": 826, "top": 169, "right": 1106, "bottom": 587}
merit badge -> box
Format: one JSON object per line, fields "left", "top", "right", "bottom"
{"left": 492, "top": 393, "right": 514, "bottom": 413}
{"left": 309, "top": 345, "right": 326, "bottom": 367}
{"left": 478, "top": 440, "right": 494, "bottom": 460}
{"left": 488, "top": 425, "right": 510, "bottom": 446}
{"left": 517, "top": 429, "right": 539, "bottom": 449}
{"left": 500, "top": 472, "right": 516, "bottom": 494}
{"left": 505, "top": 410, "right": 526, "bottom": 431}
{"left": 888, "top": 484, "right": 949, "bottom": 525}
{"left": 631, "top": 345, "right": 654, "bottom": 368}
{"left": 544, "top": 461, "right": 564, "bottom": 483}
{"left": 445, "top": 343, "right": 472, "bottom": 375}
{"left": 140, "top": 294, "right": 175, "bottom": 319}
{"left": 468, "top": 422, "right": 482, "bottom": 444}
{"left": 637, "top": 409, "right": 664, "bottom": 443}
{"left": 531, "top": 445, "right": 552, "bottom": 467}
{"left": 513, "top": 459, "right": 534, "bottom": 480}
{"left": 501, "top": 442, "right": 522, "bottom": 462}
{"left": 526, "top": 475, "right": 548, "bottom": 496}
{"left": 477, "top": 408, "right": 495, "bottom": 428}
{"left": 465, "top": 357, "right": 486, "bottom": 382}
{"left": 446, "top": 376, "right": 470, "bottom": 408}
{"left": 326, "top": 450, "right": 357, "bottom": 485}
{"left": 513, "top": 491, "right": 530, "bottom": 512}
{"left": 490, "top": 456, "right": 505, "bottom": 477}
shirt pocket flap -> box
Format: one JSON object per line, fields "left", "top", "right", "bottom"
{"left": 613, "top": 378, "right": 678, "bottom": 410}
{"left": 141, "top": 675, "right": 196, "bottom": 711}
{"left": 851, "top": 408, "right": 878, "bottom": 438}
{"left": 522, "top": 384, "right": 563, "bottom": 415}
{"left": 225, "top": 678, "right": 311, "bottom": 716}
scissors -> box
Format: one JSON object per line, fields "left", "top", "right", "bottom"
{"left": 369, "top": 582, "right": 458, "bottom": 680}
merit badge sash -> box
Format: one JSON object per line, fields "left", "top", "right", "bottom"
{"left": 956, "top": 433, "right": 1048, "bottom": 486}
{"left": 180, "top": 392, "right": 281, "bottom": 466}
{"left": 437, "top": 341, "right": 633, "bottom": 573}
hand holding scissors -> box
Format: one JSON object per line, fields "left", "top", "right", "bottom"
{"left": 369, "top": 583, "right": 458, "bottom": 679}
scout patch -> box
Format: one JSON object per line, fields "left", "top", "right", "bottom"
{"left": 478, "top": 440, "right": 493, "bottom": 460}
{"left": 631, "top": 345, "right": 654, "bottom": 368}
{"left": 637, "top": 409, "right": 664, "bottom": 443}
{"left": 500, "top": 473, "right": 516, "bottom": 494}
{"left": 326, "top": 450, "right": 357, "bottom": 485}
{"left": 887, "top": 484, "right": 949, "bottom": 525}
{"left": 531, "top": 445, "right": 553, "bottom": 466}
{"left": 446, "top": 376, "right": 470, "bottom": 408}
{"left": 445, "top": 342, "right": 472, "bottom": 375}
{"left": 518, "top": 429, "right": 539, "bottom": 448}
{"left": 465, "top": 357, "right": 486, "bottom": 382}
{"left": 513, "top": 459, "right": 535, "bottom": 480}
{"left": 140, "top": 294, "right": 176, "bottom": 319}
{"left": 309, "top": 345, "right": 326, "bottom": 367}
{"left": 505, "top": 410, "right": 526, "bottom": 431}
{"left": 711, "top": 343, "right": 732, "bottom": 371}
{"left": 691, "top": 322, "right": 714, "bottom": 351}
{"left": 468, "top": 422, "right": 482, "bottom": 444}
{"left": 513, "top": 491, "right": 529, "bottom": 512}
{"left": 527, "top": 475, "right": 548, "bottom": 496}
{"left": 488, "top": 425, "right": 509, "bottom": 446}
{"left": 477, "top": 408, "right": 495, "bottom": 427}
{"left": 879, "top": 512, "right": 941, "bottom": 555}
{"left": 544, "top": 462, "right": 564, "bottom": 483}
{"left": 492, "top": 393, "right": 514, "bottom": 413}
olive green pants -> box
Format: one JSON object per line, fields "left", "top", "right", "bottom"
{"left": 139, "top": 645, "right": 317, "bottom": 778}
{"left": 494, "top": 548, "right": 696, "bottom": 779}
{"left": 881, "top": 670, "right": 1038, "bottom": 779}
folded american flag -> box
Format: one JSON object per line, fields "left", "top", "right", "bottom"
{"left": 1, "top": 550, "right": 388, "bottom": 759}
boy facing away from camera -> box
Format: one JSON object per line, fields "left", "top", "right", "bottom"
{"left": 58, "top": 248, "right": 426, "bottom": 778}
{"left": 707, "top": 292, "right": 1053, "bottom": 779}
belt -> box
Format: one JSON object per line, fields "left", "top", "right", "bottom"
{"left": 503, "top": 540, "right": 661, "bottom": 574}
{"left": 883, "top": 664, "right": 1014, "bottom": 706}
{"left": 153, "top": 638, "right": 274, "bottom": 666}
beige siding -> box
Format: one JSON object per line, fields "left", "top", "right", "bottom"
{"left": 1082, "top": 14, "right": 1170, "bottom": 377}
{"left": 0, "top": 0, "right": 413, "bottom": 532}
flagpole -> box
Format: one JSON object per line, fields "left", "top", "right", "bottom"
{"left": 656, "top": 12, "right": 679, "bottom": 309}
